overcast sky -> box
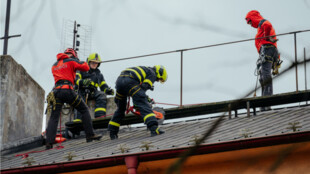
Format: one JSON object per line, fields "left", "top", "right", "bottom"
{"left": 1, "top": 0, "right": 310, "bottom": 109}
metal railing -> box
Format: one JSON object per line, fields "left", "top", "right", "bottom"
{"left": 102, "top": 29, "right": 310, "bottom": 106}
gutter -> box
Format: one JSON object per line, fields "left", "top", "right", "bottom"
{"left": 2, "top": 131, "right": 310, "bottom": 174}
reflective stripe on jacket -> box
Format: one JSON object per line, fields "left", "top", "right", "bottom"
{"left": 75, "top": 68, "right": 109, "bottom": 92}
{"left": 122, "top": 66, "right": 156, "bottom": 88}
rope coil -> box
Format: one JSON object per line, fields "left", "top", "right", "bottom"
{"left": 46, "top": 91, "right": 56, "bottom": 115}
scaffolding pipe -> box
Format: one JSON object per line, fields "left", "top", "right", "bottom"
{"left": 180, "top": 51, "right": 183, "bottom": 107}
{"left": 294, "top": 33, "right": 299, "bottom": 92}
{"left": 304, "top": 48, "right": 308, "bottom": 105}
{"left": 101, "top": 29, "right": 310, "bottom": 63}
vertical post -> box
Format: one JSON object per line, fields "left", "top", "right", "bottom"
{"left": 73, "top": 21, "right": 77, "bottom": 50}
{"left": 180, "top": 51, "right": 183, "bottom": 107}
{"left": 253, "top": 107, "right": 256, "bottom": 116}
{"left": 304, "top": 48, "right": 308, "bottom": 105}
{"left": 234, "top": 110, "right": 238, "bottom": 118}
{"left": 228, "top": 104, "right": 231, "bottom": 119}
{"left": 246, "top": 101, "right": 250, "bottom": 117}
{"left": 3, "top": 0, "right": 11, "bottom": 55}
{"left": 294, "top": 33, "right": 299, "bottom": 92}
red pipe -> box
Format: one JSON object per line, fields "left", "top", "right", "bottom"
{"left": 2, "top": 131, "right": 310, "bottom": 174}
{"left": 125, "top": 156, "right": 139, "bottom": 174}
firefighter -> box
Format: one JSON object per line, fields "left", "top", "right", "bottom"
{"left": 74, "top": 53, "right": 114, "bottom": 120}
{"left": 108, "top": 65, "right": 167, "bottom": 140}
{"left": 46, "top": 48, "right": 102, "bottom": 149}
{"left": 245, "top": 10, "right": 281, "bottom": 111}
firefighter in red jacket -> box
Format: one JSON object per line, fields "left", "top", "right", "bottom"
{"left": 108, "top": 65, "right": 167, "bottom": 140}
{"left": 46, "top": 48, "right": 102, "bottom": 149}
{"left": 245, "top": 10, "right": 281, "bottom": 111}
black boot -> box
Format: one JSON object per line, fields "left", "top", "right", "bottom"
{"left": 46, "top": 143, "right": 53, "bottom": 150}
{"left": 150, "top": 126, "right": 165, "bottom": 137}
{"left": 110, "top": 131, "right": 118, "bottom": 140}
{"left": 86, "top": 134, "right": 102, "bottom": 142}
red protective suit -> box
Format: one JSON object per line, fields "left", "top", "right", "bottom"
{"left": 245, "top": 10, "right": 277, "bottom": 53}
{"left": 52, "top": 53, "right": 89, "bottom": 85}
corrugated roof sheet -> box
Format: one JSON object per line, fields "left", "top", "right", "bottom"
{"left": 1, "top": 105, "right": 310, "bottom": 170}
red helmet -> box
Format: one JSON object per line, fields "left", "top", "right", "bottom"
{"left": 64, "top": 48, "right": 78, "bottom": 58}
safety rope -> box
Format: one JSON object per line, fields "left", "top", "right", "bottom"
{"left": 46, "top": 91, "right": 56, "bottom": 115}
{"left": 57, "top": 113, "right": 64, "bottom": 149}
{"left": 95, "top": 113, "right": 114, "bottom": 119}
{"left": 154, "top": 101, "right": 213, "bottom": 107}
{"left": 126, "top": 97, "right": 131, "bottom": 114}
{"left": 154, "top": 102, "right": 180, "bottom": 106}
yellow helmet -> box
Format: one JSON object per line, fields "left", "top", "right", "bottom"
{"left": 154, "top": 65, "right": 168, "bottom": 83}
{"left": 87, "top": 53, "right": 102, "bottom": 67}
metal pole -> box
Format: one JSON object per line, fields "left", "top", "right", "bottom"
{"left": 3, "top": 0, "right": 11, "bottom": 55}
{"left": 294, "top": 33, "right": 299, "bottom": 92}
{"left": 180, "top": 51, "right": 183, "bottom": 107}
{"left": 304, "top": 48, "right": 308, "bottom": 105}
{"left": 73, "top": 21, "right": 77, "bottom": 50}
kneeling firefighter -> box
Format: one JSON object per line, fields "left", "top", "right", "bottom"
{"left": 75, "top": 53, "right": 114, "bottom": 120}
{"left": 108, "top": 65, "right": 168, "bottom": 139}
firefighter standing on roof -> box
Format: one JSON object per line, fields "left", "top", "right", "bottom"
{"left": 108, "top": 65, "right": 167, "bottom": 140}
{"left": 245, "top": 10, "right": 281, "bottom": 110}
{"left": 46, "top": 48, "right": 102, "bottom": 150}
{"left": 75, "top": 53, "right": 114, "bottom": 120}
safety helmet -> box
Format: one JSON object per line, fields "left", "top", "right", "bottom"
{"left": 154, "top": 65, "right": 167, "bottom": 83}
{"left": 87, "top": 53, "right": 102, "bottom": 68}
{"left": 64, "top": 48, "right": 78, "bottom": 58}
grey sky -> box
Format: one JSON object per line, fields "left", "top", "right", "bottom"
{"left": 1, "top": 0, "right": 310, "bottom": 109}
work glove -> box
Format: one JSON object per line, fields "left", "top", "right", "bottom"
{"left": 133, "top": 104, "right": 138, "bottom": 109}
{"left": 147, "top": 96, "right": 155, "bottom": 104}
{"left": 141, "top": 83, "right": 154, "bottom": 91}
{"left": 81, "top": 79, "right": 92, "bottom": 87}
{"left": 105, "top": 87, "right": 115, "bottom": 95}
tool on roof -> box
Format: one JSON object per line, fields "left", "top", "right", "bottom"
{"left": 126, "top": 97, "right": 165, "bottom": 125}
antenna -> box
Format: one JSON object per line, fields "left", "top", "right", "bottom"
{"left": 60, "top": 19, "right": 92, "bottom": 59}
{"left": 1, "top": 0, "right": 21, "bottom": 55}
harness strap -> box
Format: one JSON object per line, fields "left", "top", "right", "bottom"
{"left": 55, "top": 80, "right": 73, "bottom": 89}
{"left": 55, "top": 85, "right": 73, "bottom": 89}
{"left": 258, "top": 19, "right": 266, "bottom": 28}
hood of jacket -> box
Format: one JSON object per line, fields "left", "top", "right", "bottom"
{"left": 245, "top": 10, "right": 264, "bottom": 28}
{"left": 56, "top": 53, "right": 70, "bottom": 61}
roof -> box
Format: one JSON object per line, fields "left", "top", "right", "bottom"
{"left": 1, "top": 104, "right": 310, "bottom": 172}
{"left": 65, "top": 90, "right": 310, "bottom": 132}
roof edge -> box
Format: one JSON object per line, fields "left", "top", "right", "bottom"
{"left": 1, "top": 136, "right": 43, "bottom": 156}
{"left": 2, "top": 131, "right": 310, "bottom": 173}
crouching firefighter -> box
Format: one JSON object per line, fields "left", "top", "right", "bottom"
{"left": 74, "top": 53, "right": 114, "bottom": 120}
{"left": 46, "top": 48, "right": 102, "bottom": 149}
{"left": 108, "top": 65, "right": 168, "bottom": 140}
